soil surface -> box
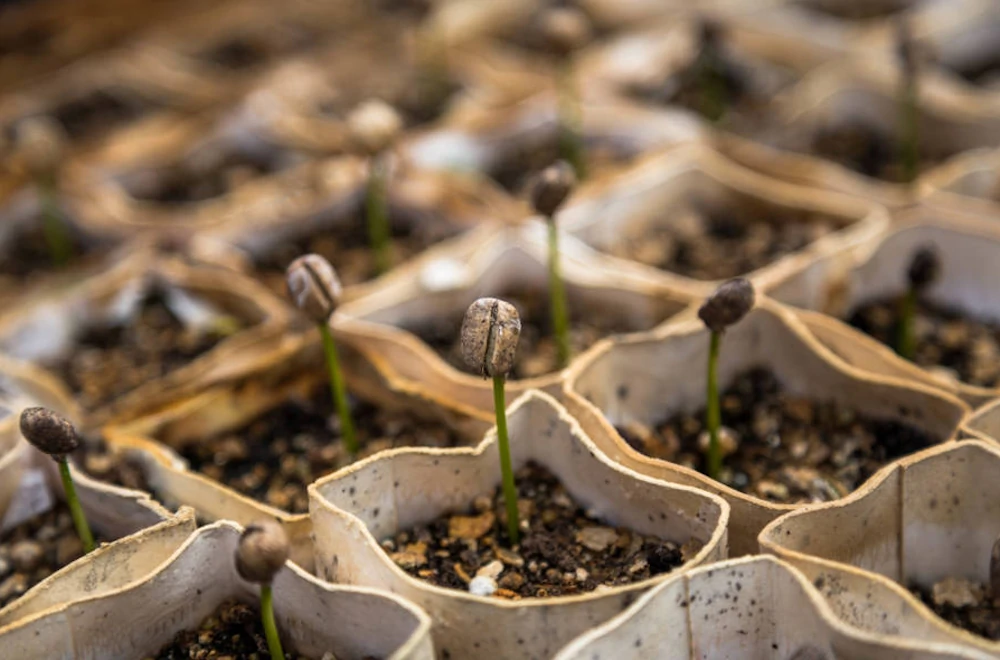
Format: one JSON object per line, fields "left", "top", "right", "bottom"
{"left": 50, "top": 88, "right": 159, "bottom": 143}
{"left": 491, "top": 138, "right": 625, "bottom": 195}
{"left": 600, "top": 200, "right": 837, "bottom": 281}
{"left": 147, "top": 599, "right": 315, "bottom": 659}
{"left": 848, "top": 296, "right": 1000, "bottom": 388}
{"left": 253, "top": 208, "right": 462, "bottom": 293}
{"left": 407, "top": 287, "right": 673, "bottom": 380}
{"left": 0, "top": 503, "right": 104, "bottom": 608}
{"left": 617, "top": 367, "right": 936, "bottom": 503}
{"left": 809, "top": 123, "right": 955, "bottom": 183}
{"left": 948, "top": 56, "right": 1000, "bottom": 89}
{"left": 179, "top": 384, "right": 468, "bottom": 514}
{"left": 73, "top": 436, "right": 152, "bottom": 493}
{"left": 45, "top": 290, "right": 244, "bottom": 410}
{"left": 0, "top": 221, "right": 96, "bottom": 281}
{"left": 911, "top": 577, "right": 1000, "bottom": 641}
{"left": 801, "top": 0, "right": 909, "bottom": 21}
{"left": 385, "top": 461, "right": 693, "bottom": 598}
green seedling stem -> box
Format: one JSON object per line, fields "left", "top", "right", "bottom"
{"left": 705, "top": 330, "right": 722, "bottom": 480}
{"left": 492, "top": 374, "right": 520, "bottom": 545}
{"left": 58, "top": 458, "right": 95, "bottom": 553}
{"left": 260, "top": 584, "right": 284, "bottom": 660}
{"left": 320, "top": 322, "right": 358, "bottom": 455}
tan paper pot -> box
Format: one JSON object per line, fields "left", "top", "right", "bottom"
{"left": 309, "top": 390, "right": 729, "bottom": 660}
{"left": 0, "top": 252, "right": 290, "bottom": 426}
{"left": 336, "top": 222, "right": 690, "bottom": 421}
{"left": 713, "top": 58, "right": 1000, "bottom": 208}
{"left": 553, "top": 555, "right": 991, "bottom": 660}
{"left": 0, "top": 520, "right": 436, "bottom": 660}
{"left": 962, "top": 397, "right": 1000, "bottom": 444}
{"left": 760, "top": 439, "right": 1000, "bottom": 655}
{"left": 919, "top": 147, "right": 1000, "bottom": 221}
{"left": 802, "top": 209, "right": 1000, "bottom": 407}
{"left": 562, "top": 297, "right": 969, "bottom": 556}
{"left": 558, "top": 143, "right": 889, "bottom": 304}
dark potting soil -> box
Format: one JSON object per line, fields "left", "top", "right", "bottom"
{"left": 384, "top": 461, "right": 692, "bottom": 599}
{"left": 617, "top": 367, "right": 936, "bottom": 504}
{"left": 147, "top": 599, "right": 316, "bottom": 660}
{"left": 0, "top": 220, "right": 96, "bottom": 280}
{"left": 72, "top": 437, "right": 152, "bottom": 494}
{"left": 179, "top": 385, "right": 468, "bottom": 514}
{"left": 949, "top": 55, "right": 1000, "bottom": 88}
{"left": 809, "top": 123, "right": 955, "bottom": 183}
{"left": 911, "top": 579, "right": 1000, "bottom": 641}
{"left": 45, "top": 291, "right": 244, "bottom": 410}
{"left": 631, "top": 52, "right": 750, "bottom": 120}
{"left": 800, "top": 0, "right": 910, "bottom": 21}
{"left": 254, "top": 209, "right": 462, "bottom": 293}
{"left": 0, "top": 503, "right": 106, "bottom": 609}
{"left": 406, "top": 287, "right": 673, "bottom": 380}
{"left": 601, "top": 200, "right": 837, "bottom": 281}
{"left": 50, "top": 88, "right": 159, "bottom": 143}
{"left": 490, "top": 139, "right": 625, "bottom": 194}
{"left": 848, "top": 296, "right": 1000, "bottom": 388}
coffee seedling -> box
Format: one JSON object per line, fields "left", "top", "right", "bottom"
{"left": 19, "top": 407, "right": 95, "bottom": 553}
{"left": 896, "top": 17, "right": 920, "bottom": 184}
{"left": 236, "top": 519, "right": 290, "bottom": 660}
{"left": 17, "top": 117, "right": 71, "bottom": 266}
{"left": 347, "top": 100, "right": 403, "bottom": 275}
{"left": 697, "top": 278, "right": 755, "bottom": 480}
{"left": 896, "top": 245, "right": 939, "bottom": 360}
{"left": 286, "top": 254, "right": 357, "bottom": 455}
{"left": 541, "top": 6, "right": 592, "bottom": 180}
{"left": 530, "top": 160, "right": 577, "bottom": 369}
{"left": 461, "top": 297, "right": 522, "bottom": 543}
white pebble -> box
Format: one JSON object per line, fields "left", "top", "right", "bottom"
{"left": 476, "top": 559, "right": 504, "bottom": 580}
{"left": 468, "top": 575, "right": 498, "bottom": 597}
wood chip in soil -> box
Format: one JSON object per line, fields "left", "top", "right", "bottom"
{"left": 0, "top": 503, "right": 106, "bottom": 608}
{"left": 44, "top": 289, "right": 245, "bottom": 410}
{"left": 910, "top": 577, "right": 1000, "bottom": 641}
{"left": 848, "top": 296, "right": 1000, "bottom": 387}
{"left": 600, "top": 198, "right": 837, "bottom": 281}
{"left": 179, "top": 385, "right": 468, "bottom": 514}
{"left": 808, "top": 122, "right": 957, "bottom": 183}
{"left": 617, "top": 367, "right": 937, "bottom": 504}
{"left": 383, "top": 461, "right": 694, "bottom": 599}
{"left": 145, "top": 599, "right": 318, "bottom": 660}
{"left": 405, "top": 287, "right": 675, "bottom": 380}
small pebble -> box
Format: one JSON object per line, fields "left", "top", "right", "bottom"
{"left": 468, "top": 575, "right": 498, "bottom": 597}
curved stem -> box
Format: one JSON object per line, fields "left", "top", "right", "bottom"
{"left": 320, "top": 323, "right": 357, "bottom": 455}
{"left": 547, "top": 218, "right": 571, "bottom": 369}
{"left": 493, "top": 375, "right": 519, "bottom": 545}
{"left": 260, "top": 584, "right": 284, "bottom": 659}
{"left": 366, "top": 157, "right": 391, "bottom": 275}
{"left": 705, "top": 331, "right": 722, "bottom": 481}
{"left": 58, "top": 458, "right": 95, "bottom": 554}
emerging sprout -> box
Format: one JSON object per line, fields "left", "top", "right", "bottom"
{"left": 286, "top": 255, "right": 357, "bottom": 455}
{"left": 695, "top": 16, "right": 727, "bottom": 123}
{"left": 461, "top": 298, "right": 521, "bottom": 543}
{"left": 895, "top": 17, "right": 920, "bottom": 184}
{"left": 697, "top": 278, "right": 755, "bottom": 480}
{"left": 896, "top": 245, "right": 939, "bottom": 360}
{"left": 16, "top": 117, "right": 71, "bottom": 266}
{"left": 347, "top": 99, "right": 403, "bottom": 275}
{"left": 19, "top": 407, "right": 95, "bottom": 554}
{"left": 236, "top": 519, "right": 290, "bottom": 660}
{"left": 530, "top": 161, "right": 577, "bottom": 368}
{"left": 541, "top": 6, "right": 591, "bottom": 180}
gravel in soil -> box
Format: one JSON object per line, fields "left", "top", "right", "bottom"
{"left": 809, "top": 123, "right": 956, "bottom": 183}
{"left": 0, "top": 220, "right": 97, "bottom": 281}
{"left": 44, "top": 289, "right": 244, "bottom": 410}
{"left": 179, "top": 385, "right": 468, "bottom": 514}
{"left": 848, "top": 296, "right": 1000, "bottom": 388}
{"left": 384, "top": 461, "right": 694, "bottom": 599}
{"left": 911, "top": 577, "right": 1000, "bottom": 641}
{"left": 406, "top": 288, "right": 673, "bottom": 380}
{"left": 599, "top": 200, "right": 837, "bottom": 281}
{"left": 253, "top": 209, "right": 462, "bottom": 293}
{"left": 0, "top": 503, "right": 105, "bottom": 608}
{"left": 617, "top": 367, "right": 936, "bottom": 504}
{"left": 146, "top": 599, "right": 316, "bottom": 660}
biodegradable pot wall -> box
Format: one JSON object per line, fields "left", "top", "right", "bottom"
{"left": 0, "top": 521, "right": 436, "bottom": 660}
{"left": 799, "top": 210, "right": 1000, "bottom": 407}
{"left": 962, "top": 397, "right": 1000, "bottom": 444}
{"left": 0, "top": 252, "right": 290, "bottom": 426}
{"left": 760, "top": 440, "right": 1000, "bottom": 656}
{"left": 336, "top": 222, "right": 690, "bottom": 421}
{"left": 558, "top": 143, "right": 889, "bottom": 303}
{"left": 309, "top": 390, "right": 729, "bottom": 660}
{"left": 554, "top": 555, "right": 991, "bottom": 660}
{"left": 713, "top": 58, "right": 1000, "bottom": 208}
{"left": 562, "top": 297, "right": 969, "bottom": 556}
{"left": 919, "top": 148, "right": 1000, "bottom": 221}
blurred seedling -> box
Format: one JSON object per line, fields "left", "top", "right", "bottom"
{"left": 17, "top": 117, "right": 71, "bottom": 266}
{"left": 235, "top": 519, "right": 290, "bottom": 660}
{"left": 896, "top": 245, "right": 939, "bottom": 360}
{"left": 541, "top": 6, "right": 592, "bottom": 180}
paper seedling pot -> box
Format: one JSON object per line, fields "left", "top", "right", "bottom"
{"left": 309, "top": 390, "right": 729, "bottom": 660}
{"left": 554, "top": 555, "right": 991, "bottom": 660}
{"left": 962, "top": 398, "right": 1000, "bottom": 444}
{"left": 0, "top": 252, "right": 290, "bottom": 426}
{"left": 562, "top": 296, "right": 969, "bottom": 556}
{"left": 714, "top": 58, "right": 1000, "bottom": 208}
{"left": 920, "top": 148, "right": 1000, "bottom": 220}
{"left": 760, "top": 440, "right": 1000, "bottom": 655}
{"left": 0, "top": 520, "right": 435, "bottom": 660}
{"left": 558, "top": 143, "right": 889, "bottom": 303}
{"left": 800, "top": 207, "right": 1000, "bottom": 406}
{"left": 336, "top": 222, "right": 690, "bottom": 420}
